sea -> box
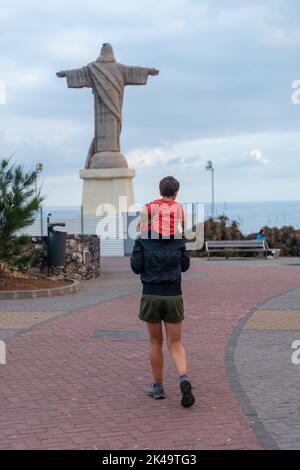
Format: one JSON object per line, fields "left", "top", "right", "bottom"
{"left": 41, "top": 200, "right": 300, "bottom": 236}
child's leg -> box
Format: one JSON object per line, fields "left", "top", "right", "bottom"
{"left": 164, "top": 321, "right": 187, "bottom": 375}
{"left": 146, "top": 322, "right": 164, "bottom": 383}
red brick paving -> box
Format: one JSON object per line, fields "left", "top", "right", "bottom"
{"left": 0, "top": 259, "right": 299, "bottom": 449}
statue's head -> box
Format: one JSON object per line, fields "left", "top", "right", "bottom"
{"left": 98, "top": 43, "right": 116, "bottom": 63}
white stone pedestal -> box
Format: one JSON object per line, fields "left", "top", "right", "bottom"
{"left": 79, "top": 168, "right": 135, "bottom": 215}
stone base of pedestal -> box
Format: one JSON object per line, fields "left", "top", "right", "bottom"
{"left": 79, "top": 168, "right": 135, "bottom": 215}
{"left": 88, "top": 151, "right": 128, "bottom": 169}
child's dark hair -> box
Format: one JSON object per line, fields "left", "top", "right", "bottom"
{"left": 159, "top": 176, "right": 180, "bottom": 197}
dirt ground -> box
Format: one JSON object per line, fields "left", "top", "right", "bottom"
{"left": 0, "top": 275, "right": 71, "bottom": 291}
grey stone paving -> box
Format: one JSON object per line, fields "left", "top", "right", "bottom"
{"left": 0, "top": 257, "right": 206, "bottom": 342}
{"left": 0, "top": 329, "right": 21, "bottom": 341}
{"left": 0, "top": 284, "right": 139, "bottom": 312}
{"left": 0, "top": 264, "right": 204, "bottom": 313}
{"left": 90, "top": 329, "right": 148, "bottom": 340}
{"left": 202, "top": 256, "right": 300, "bottom": 268}
{"left": 258, "top": 288, "right": 300, "bottom": 310}
{"left": 235, "top": 290, "right": 300, "bottom": 449}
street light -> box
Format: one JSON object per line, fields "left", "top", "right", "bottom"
{"left": 35, "top": 163, "right": 43, "bottom": 197}
{"left": 34, "top": 163, "right": 44, "bottom": 236}
{"left": 206, "top": 160, "right": 215, "bottom": 219}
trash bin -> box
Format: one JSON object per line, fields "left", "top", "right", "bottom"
{"left": 47, "top": 223, "right": 67, "bottom": 266}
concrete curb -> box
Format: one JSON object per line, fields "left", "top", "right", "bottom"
{"left": 0, "top": 278, "right": 80, "bottom": 300}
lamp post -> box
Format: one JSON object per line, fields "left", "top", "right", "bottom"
{"left": 206, "top": 160, "right": 215, "bottom": 219}
{"left": 35, "top": 163, "right": 44, "bottom": 236}
{"left": 35, "top": 163, "right": 43, "bottom": 197}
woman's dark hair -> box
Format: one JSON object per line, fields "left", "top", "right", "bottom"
{"left": 259, "top": 228, "right": 265, "bottom": 235}
{"left": 159, "top": 176, "right": 180, "bottom": 197}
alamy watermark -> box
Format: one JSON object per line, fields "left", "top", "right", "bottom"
{"left": 94, "top": 198, "right": 204, "bottom": 251}
{"left": 291, "top": 340, "right": 300, "bottom": 365}
{"left": 291, "top": 80, "right": 300, "bottom": 105}
{"left": 0, "top": 80, "right": 6, "bottom": 104}
{"left": 0, "top": 340, "right": 6, "bottom": 365}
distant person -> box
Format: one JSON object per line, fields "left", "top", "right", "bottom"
{"left": 257, "top": 228, "right": 275, "bottom": 259}
{"left": 256, "top": 228, "right": 265, "bottom": 241}
{"left": 130, "top": 176, "right": 195, "bottom": 407}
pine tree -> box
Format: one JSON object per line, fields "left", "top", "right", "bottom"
{"left": 0, "top": 158, "right": 44, "bottom": 274}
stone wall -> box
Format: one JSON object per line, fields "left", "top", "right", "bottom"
{"left": 27, "top": 235, "right": 100, "bottom": 280}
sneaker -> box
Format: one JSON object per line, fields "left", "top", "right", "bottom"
{"left": 180, "top": 380, "right": 195, "bottom": 407}
{"left": 147, "top": 384, "right": 166, "bottom": 400}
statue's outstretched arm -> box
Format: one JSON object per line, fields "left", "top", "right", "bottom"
{"left": 148, "top": 68, "right": 159, "bottom": 76}
{"left": 56, "top": 67, "right": 93, "bottom": 88}
{"left": 123, "top": 65, "right": 159, "bottom": 86}
{"left": 56, "top": 71, "right": 66, "bottom": 78}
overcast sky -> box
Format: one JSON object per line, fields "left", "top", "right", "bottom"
{"left": 1, "top": 0, "right": 300, "bottom": 206}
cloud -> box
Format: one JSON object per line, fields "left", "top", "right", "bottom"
{"left": 19, "top": 129, "right": 300, "bottom": 206}
{"left": 127, "top": 147, "right": 169, "bottom": 167}
{"left": 129, "top": 131, "right": 300, "bottom": 176}
{"left": 0, "top": 80, "right": 6, "bottom": 104}
{"left": 0, "top": 116, "right": 88, "bottom": 149}
{"left": 133, "top": 131, "right": 300, "bottom": 206}
{"left": 46, "top": 29, "right": 98, "bottom": 62}
{"left": 249, "top": 149, "right": 270, "bottom": 165}
{"left": 1, "top": 0, "right": 300, "bottom": 204}
{"left": 41, "top": 172, "right": 82, "bottom": 206}
{"left": 127, "top": 144, "right": 204, "bottom": 169}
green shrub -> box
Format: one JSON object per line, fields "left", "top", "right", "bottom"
{"left": 247, "top": 226, "right": 300, "bottom": 257}
{"left": 0, "top": 158, "right": 44, "bottom": 273}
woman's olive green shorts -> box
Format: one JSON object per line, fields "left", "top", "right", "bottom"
{"left": 139, "top": 294, "right": 184, "bottom": 324}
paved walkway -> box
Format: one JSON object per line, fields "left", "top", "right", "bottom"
{"left": 0, "top": 257, "right": 300, "bottom": 449}
{"left": 236, "top": 286, "right": 300, "bottom": 449}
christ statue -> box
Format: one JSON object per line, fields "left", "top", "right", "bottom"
{"left": 57, "top": 43, "right": 159, "bottom": 169}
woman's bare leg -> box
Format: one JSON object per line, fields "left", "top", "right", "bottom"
{"left": 164, "top": 321, "right": 187, "bottom": 375}
{"left": 164, "top": 321, "right": 194, "bottom": 407}
{"left": 146, "top": 322, "right": 164, "bottom": 383}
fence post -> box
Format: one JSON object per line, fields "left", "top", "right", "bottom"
{"left": 192, "top": 203, "right": 195, "bottom": 230}
{"left": 40, "top": 206, "right": 44, "bottom": 236}
{"left": 81, "top": 205, "right": 84, "bottom": 236}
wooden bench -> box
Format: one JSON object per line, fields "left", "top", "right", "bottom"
{"left": 205, "top": 240, "right": 267, "bottom": 259}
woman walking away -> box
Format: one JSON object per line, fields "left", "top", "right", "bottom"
{"left": 130, "top": 176, "right": 195, "bottom": 407}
